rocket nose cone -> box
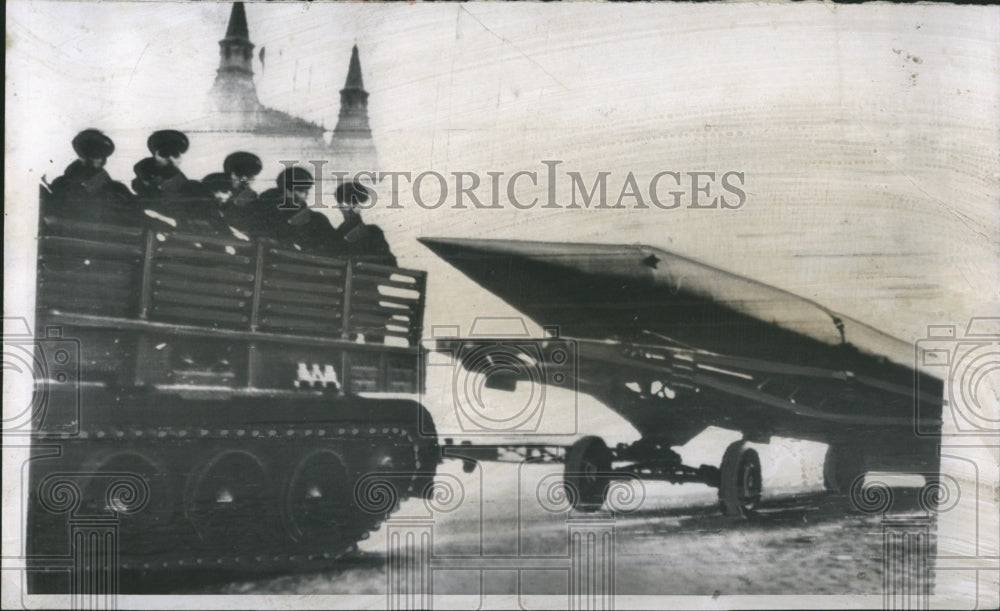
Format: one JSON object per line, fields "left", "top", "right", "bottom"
{"left": 419, "top": 237, "right": 654, "bottom": 267}
{"left": 416, "top": 236, "right": 453, "bottom": 250}
{"left": 418, "top": 237, "right": 481, "bottom": 247}
{"left": 416, "top": 236, "right": 466, "bottom": 259}
{"left": 417, "top": 237, "right": 510, "bottom": 260}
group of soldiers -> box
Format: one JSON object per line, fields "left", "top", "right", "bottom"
{"left": 43, "top": 128, "right": 396, "bottom": 266}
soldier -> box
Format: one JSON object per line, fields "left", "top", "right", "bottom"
{"left": 256, "top": 166, "right": 339, "bottom": 253}
{"left": 201, "top": 172, "right": 233, "bottom": 208}
{"left": 132, "top": 130, "right": 191, "bottom": 196}
{"left": 201, "top": 152, "right": 263, "bottom": 238}
{"left": 44, "top": 129, "right": 137, "bottom": 225}
{"left": 332, "top": 181, "right": 397, "bottom": 267}
{"left": 168, "top": 172, "right": 237, "bottom": 237}
{"left": 132, "top": 130, "right": 197, "bottom": 228}
{"left": 223, "top": 151, "right": 262, "bottom": 206}
{"left": 197, "top": 172, "right": 255, "bottom": 241}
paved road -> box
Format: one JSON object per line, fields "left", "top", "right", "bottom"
{"left": 193, "top": 461, "right": 935, "bottom": 597}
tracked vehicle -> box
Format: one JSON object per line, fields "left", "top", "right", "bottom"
{"left": 26, "top": 206, "right": 438, "bottom": 592}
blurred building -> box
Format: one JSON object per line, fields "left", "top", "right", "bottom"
{"left": 189, "top": 2, "right": 376, "bottom": 196}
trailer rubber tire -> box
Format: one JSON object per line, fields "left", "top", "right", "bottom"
{"left": 719, "top": 441, "right": 762, "bottom": 518}
{"left": 564, "top": 436, "right": 612, "bottom": 512}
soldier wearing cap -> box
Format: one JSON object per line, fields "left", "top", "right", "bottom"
{"left": 223, "top": 152, "right": 262, "bottom": 206}
{"left": 195, "top": 171, "right": 254, "bottom": 240}
{"left": 132, "top": 130, "right": 192, "bottom": 198}
{"left": 332, "top": 181, "right": 397, "bottom": 267}
{"left": 195, "top": 151, "right": 263, "bottom": 238}
{"left": 45, "top": 129, "right": 136, "bottom": 224}
{"left": 256, "top": 166, "right": 338, "bottom": 252}
{"left": 202, "top": 172, "right": 234, "bottom": 207}
{"left": 133, "top": 130, "right": 202, "bottom": 229}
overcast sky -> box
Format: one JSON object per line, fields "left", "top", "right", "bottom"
{"left": 5, "top": 1, "right": 999, "bottom": 343}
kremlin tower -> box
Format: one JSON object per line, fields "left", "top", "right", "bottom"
{"left": 329, "top": 45, "right": 379, "bottom": 174}
{"left": 189, "top": 2, "right": 377, "bottom": 197}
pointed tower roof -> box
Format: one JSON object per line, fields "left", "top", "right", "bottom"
{"left": 224, "top": 2, "right": 250, "bottom": 41}
{"left": 344, "top": 45, "right": 365, "bottom": 90}
{"left": 206, "top": 2, "right": 325, "bottom": 139}
{"left": 331, "top": 45, "right": 377, "bottom": 171}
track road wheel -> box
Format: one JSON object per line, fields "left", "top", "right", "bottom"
{"left": 822, "top": 445, "right": 867, "bottom": 494}
{"left": 718, "top": 441, "right": 762, "bottom": 518}
{"left": 564, "top": 436, "right": 612, "bottom": 512}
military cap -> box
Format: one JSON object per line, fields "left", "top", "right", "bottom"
{"left": 223, "top": 152, "right": 263, "bottom": 177}
{"left": 72, "top": 129, "right": 115, "bottom": 159}
{"left": 147, "top": 130, "right": 189, "bottom": 156}
{"left": 278, "top": 166, "right": 314, "bottom": 189}
{"left": 335, "top": 181, "right": 371, "bottom": 206}
{"left": 134, "top": 157, "right": 159, "bottom": 179}
{"left": 202, "top": 172, "right": 232, "bottom": 193}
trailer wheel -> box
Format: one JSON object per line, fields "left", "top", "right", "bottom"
{"left": 718, "top": 441, "right": 762, "bottom": 518}
{"left": 564, "top": 436, "right": 612, "bottom": 512}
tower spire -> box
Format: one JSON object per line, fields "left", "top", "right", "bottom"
{"left": 333, "top": 45, "right": 372, "bottom": 138}
{"left": 331, "top": 44, "right": 377, "bottom": 171}
{"left": 209, "top": 2, "right": 259, "bottom": 115}
{"left": 344, "top": 45, "right": 365, "bottom": 90}
{"left": 225, "top": 2, "right": 249, "bottom": 40}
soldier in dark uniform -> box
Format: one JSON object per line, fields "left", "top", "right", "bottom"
{"left": 44, "top": 129, "right": 138, "bottom": 225}
{"left": 132, "top": 130, "right": 197, "bottom": 229}
{"left": 195, "top": 172, "right": 254, "bottom": 241}
{"left": 170, "top": 172, "right": 238, "bottom": 238}
{"left": 132, "top": 130, "right": 191, "bottom": 196}
{"left": 256, "top": 166, "right": 339, "bottom": 253}
{"left": 201, "top": 173, "right": 233, "bottom": 208}
{"left": 332, "top": 181, "right": 396, "bottom": 345}
{"left": 224, "top": 152, "right": 262, "bottom": 206}
{"left": 332, "top": 181, "right": 397, "bottom": 267}
{"left": 206, "top": 152, "right": 263, "bottom": 239}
